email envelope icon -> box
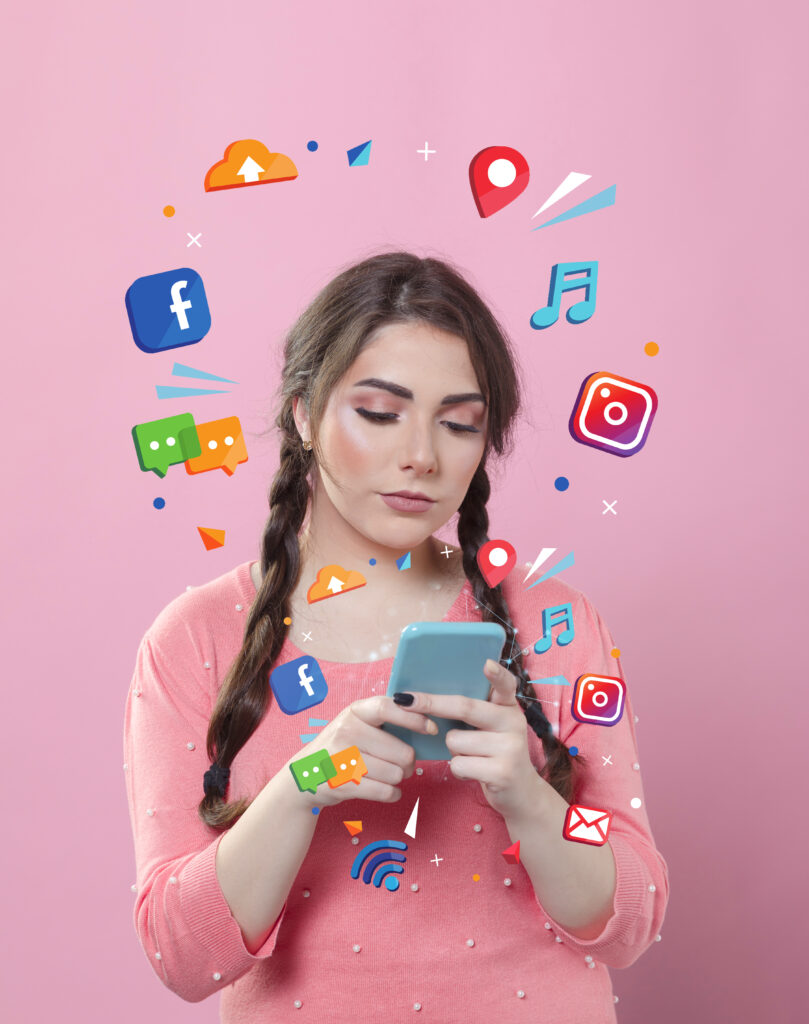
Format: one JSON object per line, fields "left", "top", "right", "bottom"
{"left": 563, "top": 803, "right": 612, "bottom": 846}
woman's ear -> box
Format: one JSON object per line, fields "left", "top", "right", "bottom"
{"left": 292, "top": 395, "right": 310, "bottom": 443}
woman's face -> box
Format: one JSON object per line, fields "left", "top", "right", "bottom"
{"left": 297, "top": 321, "right": 489, "bottom": 551}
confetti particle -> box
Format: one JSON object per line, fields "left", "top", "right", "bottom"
{"left": 644, "top": 342, "right": 659, "bottom": 356}
{"left": 369, "top": 558, "right": 377, "bottom": 566}
{"left": 472, "top": 874, "right": 480, "bottom": 881}
{"left": 502, "top": 841, "right": 520, "bottom": 864}
{"left": 610, "top": 647, "right": 621, "bottom": 658}
{"left": 153, "top": 497, "right": 166, "bottom": 509}
{"left": 311, "top": 807, "right": 320, "bottom": 815}
{"left": 163, "top": 205, "right": 175, "bottom": 217}
{"left": 307, "top": 140, "right": 319, "bottom": 152}
{"left": 284, "top": 617, "right": 292, "bottom": 626}
{"left": 347, "top": 140, "right": 372, "bottom": 166}
{"left": 554, "top": 477, "right": 569, "bottom": 492}
{"left": 630, "top": 797, "right": 642, "bottom": 809}
{"left": 568, "top": 746, "right": 578, "bottom": 756}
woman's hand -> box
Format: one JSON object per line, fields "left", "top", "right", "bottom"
{"left": 395, "top": 659, "right": 545, "bottom": 820}
{"left": 284, "top": 695, "right": 439, "bottom": 810}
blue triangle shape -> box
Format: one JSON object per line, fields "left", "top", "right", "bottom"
{"left": 347, "top": 140, "right": 372, "bottom": 166}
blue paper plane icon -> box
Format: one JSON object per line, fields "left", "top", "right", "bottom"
{"left": 347, "top": 140, "right": 372, "bottom": 166}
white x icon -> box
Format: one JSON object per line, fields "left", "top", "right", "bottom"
{"left": 187, "top": 233, "right": 202, "bottom": 247}
{"left": 602, "top": 500, "right": 618, "bottom": 515}
{"left": 602, "top": 755, "right": 613, "bottom": 767}
{"left": 301, "top": 631, "right": 313, "bottom": 643}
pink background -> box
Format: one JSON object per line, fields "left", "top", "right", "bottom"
{"left": 3, "top": 1, "right": 805, "bottom": 1020}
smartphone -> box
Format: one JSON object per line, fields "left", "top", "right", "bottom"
{"left": 381, "top": 621, "right": 506, "bottom": 760}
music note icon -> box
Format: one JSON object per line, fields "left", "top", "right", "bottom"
{"left": 533, "top": 603, "right": 575, "bottom": 654}
{"left": 530, "top": 261, "right": 598, "bottom": 329}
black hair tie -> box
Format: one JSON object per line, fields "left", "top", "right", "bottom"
{"left": 203, "top": 761, "right": 230, "bottom": 798}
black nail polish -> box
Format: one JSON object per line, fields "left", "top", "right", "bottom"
{"left": 392, "top": 692, "right": 414, "bottom": 706}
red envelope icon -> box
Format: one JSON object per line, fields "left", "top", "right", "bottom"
{"left": 563, "top": 804, "right": 612, "bottom": 846}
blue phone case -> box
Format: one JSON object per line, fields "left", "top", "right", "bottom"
{"left": 382, "top": 621, "right": 507, "bottom": 760}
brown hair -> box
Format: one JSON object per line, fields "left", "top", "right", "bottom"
{"left": 199, "top": 250, "right": 584, "bottom": 829}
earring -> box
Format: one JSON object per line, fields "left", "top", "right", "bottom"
{"left": 302, "top": 439, "right": 313, "bottom": 451}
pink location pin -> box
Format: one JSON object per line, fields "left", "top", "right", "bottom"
{"left": 469, "top": 146, "right": 530, "bottom": 218}
{"left": 476, "top": 539, "right": 517, "bottom": 588}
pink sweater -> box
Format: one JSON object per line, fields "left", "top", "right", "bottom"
{"left": 123, "top": 560, "right": 668, "bottom": 1023}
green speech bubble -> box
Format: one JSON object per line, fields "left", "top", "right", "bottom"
{"left": 289, "top": 749, "right": 337, "bottom": 794}
{"left": 131, "top": 413, "right": 202, "bottom": 477}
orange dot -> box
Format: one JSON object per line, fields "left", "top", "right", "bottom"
{"left": 283, "top": 617, "right": 292, "bottom": 626}
{"left": 644, "top": 342, "right": 659, "bottom": 356}
{"left": 163, "top": 205, "right": 175, "bottom": 217}
{"left": 610, "top": 647, "right": 621, "bottom": 658}
{"left": 472, "top": 874, "right": 480, "bottom": 881}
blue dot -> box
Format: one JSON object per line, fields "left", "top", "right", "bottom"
{"left": 311, "top": 807, "right": 320, "bottom": 815}
{"left": 307, "top": 140, "right": 318, "bottom": 152}
{"left": 568, "top": 746, "right": 578, "bottom": 757}
{"left": 369, "top": 558, "right": 376, "bottom": 565}
{"left": 384, "top": 875, "right": 400, "bottom": 891}
{"left": 153, "top": 497, "right": 165, "bottom": 509}
{"left": 554, "top": 477, "right": 569, "bottom": 492}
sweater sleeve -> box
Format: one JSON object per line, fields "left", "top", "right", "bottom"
{"left": 123, "top": 614, "right": 288, "bottom": 1003}
{"left": 533, "top": 592, "right": 670, "bottom": 969}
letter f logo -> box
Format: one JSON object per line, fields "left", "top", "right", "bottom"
{"left": 269, "top": 655, "right": 327, "bottom": 715}
{"left": 297, "top": 663, "right": 315, "bottom": 697}
{"left": 169, "top": 279, "right": 193, "bottom": 330}
{"left": 125, "top": 268, "right": 211, "bottom": 353}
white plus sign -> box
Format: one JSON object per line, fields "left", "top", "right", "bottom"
{"left": 417, "top": 141, "right": 436, "bottom": 161}
{"left": 440, "top": 545, "right": 453, "bottom": 558}
{"left": 430, "top": 853, "right": 443, "bottom": 867}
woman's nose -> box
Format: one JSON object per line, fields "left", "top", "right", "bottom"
{"left": 398, "top": 420, "right": 438, "bottom": 473}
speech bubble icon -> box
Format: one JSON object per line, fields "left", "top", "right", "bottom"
{"left": 184, "top": 415, "right": 248, "bottom": 476}
{"left": 132, "top": 413, "right": 202, "bottom": 477}
{"left": 289, "top": 748, "right": 337, "bottom": 794}
{"left": 327, "top": 745, "right": 368, "bottom": 788}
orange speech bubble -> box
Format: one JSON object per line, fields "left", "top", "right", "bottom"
{"left": 184, "top": 416, "right": 248, "bottom": 476}
{"left": 327, "top": 746, "right": 368, "bottom": 788}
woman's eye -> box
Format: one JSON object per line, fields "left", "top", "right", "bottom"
{"left": 444, "top": 421, "right": 480, "bottom": 434}
{"left": 355, "top": 408, "right": 397, "bottom": 422}
{"left": 354, "top": 408, "right": 479, "bottom": 433}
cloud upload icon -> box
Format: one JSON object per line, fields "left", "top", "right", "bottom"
{"left": 204, "top": 139, "right": 298, "bottom": 191}
{"left": 306, "top": 564, "right": 367, "bottom": 603}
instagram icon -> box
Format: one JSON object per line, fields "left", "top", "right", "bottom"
{"left": 569, "top": 371, "right": 658, "bottom": 456}
{"left": 571, "top": 674, "right": 626, "bottom": 726}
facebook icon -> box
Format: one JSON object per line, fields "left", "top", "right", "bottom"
{"left": 125, "top": 267, "right": 211, "bottom": 353}
{"left": 269, "top": 655, "right": 328, "bottom": 715}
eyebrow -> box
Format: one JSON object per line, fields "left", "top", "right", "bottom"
{"left": 352, "top": 377, "right": 487, "bottom": 407}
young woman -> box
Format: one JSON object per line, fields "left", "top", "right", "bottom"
{"left": 124, "top": 251, "right": 668, "bottom": 1023}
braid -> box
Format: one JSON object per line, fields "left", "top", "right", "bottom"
{"left": 198, "top": 420, "right": 312, "bottom": 829}
{"left": 457, "top": 463, "right": 584, "bottom": 804}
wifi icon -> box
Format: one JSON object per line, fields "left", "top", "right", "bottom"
{"left": 350, "top": 839, "right": 408, "bottom": 892}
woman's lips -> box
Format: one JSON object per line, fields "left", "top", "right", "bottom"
{"left": 380, "top": 493, "right": 435, "bottom": 513}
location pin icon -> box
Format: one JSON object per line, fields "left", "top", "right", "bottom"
{"left": 469, "top": 146, "right": 530, "bottom": 218}
{"left": 476, "top": 539, "right": 517, "bottom": 588}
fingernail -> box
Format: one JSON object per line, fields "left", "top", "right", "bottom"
{"left": 426, "top": 720, "right": 439, "bottom": 734}
{"left": 393, "top": 692, "right": 415, "bottom": 706}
